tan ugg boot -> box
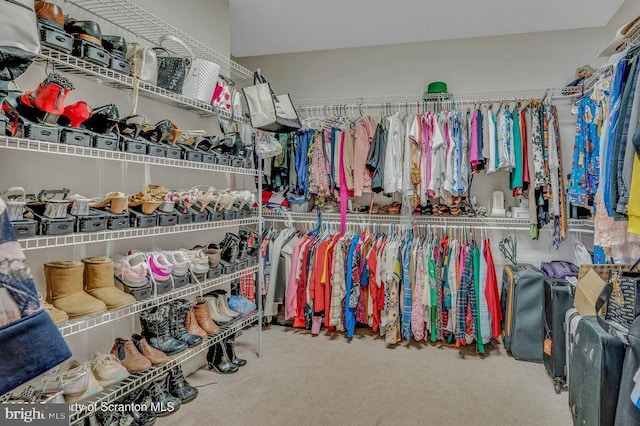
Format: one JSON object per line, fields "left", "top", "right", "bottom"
{"left": 39, "top": 292, "right": 68, "bottom": 324}
{"left": 45, "top": 261, "right": 106, "bottom": 318}
{"left": 83, "top": 257, "right": 135, "bottom": 309}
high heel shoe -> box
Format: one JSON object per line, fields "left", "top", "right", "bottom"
{"left": 140, "top": 119, "right": 173, "bottom": 144}
{"left": 58, "top": 101, "right": 92, "bottom": 128}
{"left": 83, "top": 104, "right": 119, "bottom": 134}
{"left": 117, "top": 115, "right": 147, "bottom": 139}
{"left": 19, "top": 73, "right": 74, "bottom": 124}
{"left": 91, "top": 192, "right": 128, "bottom": 214}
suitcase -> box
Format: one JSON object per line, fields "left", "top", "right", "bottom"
{"left": 565, "top": 308, "right": 582, "bottom": 385}
{"left": 501, "top": 264, "right": 545, "bottom": 362}
{"left": 615, "top": 316, "right": 640, "bottom": 425}
{"left": 568, "top": 317, "right": 625, "bottom": 426}
{"left": 543, "top": 278, "right": 575, "bottom": 393}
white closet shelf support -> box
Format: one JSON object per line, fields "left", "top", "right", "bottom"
{"left": 68, "top": 311, "right": 259, "bottom": 424}
{"left": 0, "top": 136, "right": 259, "bottom": 174}
{"left": 62, "top": 0, "right": 252, "bottom": 80}
{"left": 57, "top": 266, "right": 257, "bottom": 338}
{"left": 18, "top": 218, "right": 259, "bottom": 251}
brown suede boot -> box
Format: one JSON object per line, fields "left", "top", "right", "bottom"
{"left": 184, "top": 307, "right": 207, "bottom": 337}
{"left": 111, "top": 338, "right": 152, "bottom": 372}
{"left": 194, "top": 301, "right": 219, "bottom": 334}
{"left": 83, "top": 257, "right": 135, "bottom": 309}
{"left": 45, "top": 261, "right": 106, "bottom": 318}
{"left": 131, "top": 334, "right": 169, "bottom": 365}
{"left": 39, "top": 293, "right": 68, "bottom": 324}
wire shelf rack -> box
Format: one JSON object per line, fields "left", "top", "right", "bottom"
{"left": 0, "top": 136, "right": 258, "bottom": 174}
{"left": 68, "top": 311, "right": 259, "bottom": 424}
{"left": 18, "top": 218, "right": 259, "bottom": 251}
{"left": 64, "top": 0, "right": 252, "bottom": 80}
{"left": 57, "top": 266, "right": 257, "bottom": 337}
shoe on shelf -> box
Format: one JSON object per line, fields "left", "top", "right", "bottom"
{"left": 111, "top": 338, "right": 152, "bottom": 372}
{"left": 42, "top": 360, "right": 103, "bottom": 403}
{"left": 147, "top": 252, "right": 173, "bottom": 283}
{"left": 127, "top": 388, "right": 157, "bottom": 426}
{"left": 45, "top": 261, "right": 107, "bottom": 318}
{"left": 193, "top": 300, "right": 219, "bottom": 334}
{"left": 38, "top": 292, "right": 68, "bottom": 324}
{"left": 82, "top": 257, "right": 136, "bottom": 309}
{"left": 180, "top": 248, "right": 209, "bottom": 275}
{"left": 58, "top": 101, "right": 92, "bottom": 128}
{"left": 227, "top": 294, "right": 257, "bottom": 316}
{"left": 169, "top": 300, "right": 203, "bottom": 347}
{"left": 149, "top": 372, "right": 181, "bottom": 417}
{"left": 35, "top": 1, "right": 65, "bottom": 29}
{"left": 90, "top": 353, "right": 129, "bottom": 386}
{"left": 139, "top": 305, "right": 188, "bottom": 355}
{"left": 202, "top": 294, "right": 233, "bottom": 324}
{"left": 131, "top": 333, "right": 169, "bottom": 365}
{"left": 112, "top": 252, "right": 149, "bottom": 288}
{"left": 168, "top": 366, "right": 198, "bottom": 403}
{"left": 225, "top": 335, "right": 247, "bottom": 367}
{"left": 165, "top": 251, "right": 190, "bottom": 277}
{"left": 210, "top": 290, "right": 241, "bottom": 318}
{"left": 206, "top": 341, "right": 239, "bottom": 374}
{"left": 91, "top": 192, "right": 128, "bottom": 215}
{"left": 184, "top": 306, "right": 207, "bottom": 338}
{"left": 82, "top": 104, "right": 120, "bottom": 135}
{"left": 202, "top": 244, "right": 221, "bottom": 269}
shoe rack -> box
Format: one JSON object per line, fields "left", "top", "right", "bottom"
{"left": 0, "top": 0, "right": 264, "bottom": 423}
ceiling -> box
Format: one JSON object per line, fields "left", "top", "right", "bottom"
{"left": 230, "top": 0, "right": 624, "bottom": 57}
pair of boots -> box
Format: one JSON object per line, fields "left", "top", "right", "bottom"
{"left": 45, "top": 257, "right": 135, "bottom": 318}
{"left": 111, "top": 334, "right": 169, "bottom": 372}
{"left": 147, "top": 365, "right": 198, "bottom": 417}
{"left": 184, "top": 299, "right": 219, "bottom": 337}
{"left": 203, "top": 290, "right": 240, "bottom": 324}
{"left": 207, "top": 334, "right": 247, "bottom": 374}
{"left": 139, "top": 300, "right": 203, "bottom": 355}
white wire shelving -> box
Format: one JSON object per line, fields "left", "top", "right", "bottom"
{"left": 35, "top": 48, "right": 249, "bottom": 123}
{"left": 63, "top": 0, "right": 252, "bottom": 80}
{"left": 57, "top": 266, "right": 257, "bottom": 337}
{"left": 19, "top": 218, "right": 259, "bottom": 251}
{"left": 0, "top": 135, "right": 258, "bottom": 174}
{"left": 68, "top": 311, "right": 259, "bottom": 424}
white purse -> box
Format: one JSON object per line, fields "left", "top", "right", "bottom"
{"left": 127, "top": 43, "right": 158, "bottom": 85}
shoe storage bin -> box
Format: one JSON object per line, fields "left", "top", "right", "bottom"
{"left": 207, "top": 264, "right": 222, "bottom": 279}
{"left": 173, "top": 274, "right": 189, "bottom": 288}
{"left": 93, "top": 133, "right": 118, "bottom": 151}
{"left": 180, "top": 146, "right": 202, "bottom": 163}
{"left": 32, "top": 212, "right": 75, "bottom": 235}
{"left": 216, "top": 154, "right": 230, "bottom": 166}
{"left": 175, "top": 209, "right": 193, "bottom": 225}
{"left": 19, "top": 119, "right": 60, "bottom": 143}
{"left": 165, "top": 146, "right": 181, "bottom": 160}
{"left": 73, "top": 212, "right": 107, "bottom": 233}
{"left": 91, "top": 208, "right": 129, "bottom": 230}
{"left": 247, "top": 255, "right": 257, "bottom": 267}
{"left": 230, "top": 156, "right": 243, "bottom": 168}
{"left": 11, "top": 220, "right": 37, "bottom": 239}
{"left": 60, "top": 128, "right": 93, "bottom": 147}
{"left": 154, "top": 280, "right": 172, "bottom": 295}
{"left": 191, "top": 272, "right": 207, "bottom": 283}
{"left": 201, "top": 151, "right": 216, "bottom": 164}
{"left": 109, "top": 55, "right": 131, "bottom": 75}
{"left": 155, "top": 211, "right": 178, "bottom": 227}
{"left": 117, "top": 280, "right": 152, "bottom": 301}
{"left": 119, "top": 136, "right": 148, "bottom": 154}
{"left": 220, "top": 260, "right": 237, "bottom": 275}
{"left": 189, "top": 206, "right": 209, "bottom": 223}
{"left": 129, "top": 209, "right": 158, "bottom": 228}
{"left": 38, "top": 21, "right": 73, "bottom": 53}
{"left": 237, "top": 259, "right": 248, "bottom": 270}
{"left": 146, "top": 143, "right": 166, "bottom": 158}
{"left": 223, "top": 209, "right": 236, "bottom": 221}
{"left": 72, "top": 38, "right": 109, "bottom": 67}
{"left": 205, "top": 206, "right": 223, "bottom": 221}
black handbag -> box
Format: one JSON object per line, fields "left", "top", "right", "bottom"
{"left": 153, "top": 35, "right": 193, "bottom": 93}
{"left": 596, "top": 259, "right": 640, "bottom": 343}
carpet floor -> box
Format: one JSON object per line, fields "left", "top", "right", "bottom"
{"left": 158, "top": 325, "right": 572, "bottom": 426}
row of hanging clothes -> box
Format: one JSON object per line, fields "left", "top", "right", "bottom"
{"left": 572, "top": 43, "right": 640, "bottom": 262}
{"left": 265, "top": 98, "right": 568, "bottom": 244}
{"left": 259, "top": 220, "right": 502, "bottom": 353}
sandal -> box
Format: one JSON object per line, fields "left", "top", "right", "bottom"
{"left": 140, "top": 119, "right": 173, "bottom": 144}
{"left": 82, "top": 104, "right": 119, "bottom": 134}
{"left": 91, "top": 192, "right": 128, "bottom": 214}
{"left": 388, "top": 202, "right": 401, "bottom": 215}
{"left": 378, "top": 205, "right": 390, "bottom": 215}
{"left": 412, "top": 205, "right": 422, "bottom": 216}
{"left": 168, "top": 187, "right": 200, "bottom": 213}
{"left": 176, "top": 130, "right": 207, "bottom": 147}
{"left": 191, "top": 186, "right": 216, "bottom": 212}
{"left": 129, "top": 185, "right": 168, "bottom": 215}
{"left": 117, "top": 114, "right": 147, "bottom": 139}
{"left": 2, "top": 187, "right": 27, "bottom": 221}
{"left": 68, "top": 194, "right": 98, "bottom": 216}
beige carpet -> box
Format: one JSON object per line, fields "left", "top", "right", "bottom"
{"left": 158, "top": 325, "right": 572, "bottom": 426}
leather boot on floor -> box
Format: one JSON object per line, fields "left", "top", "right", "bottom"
{"left": 139, "top": 305, "right": 188, "bottom": 355}
{"left": 168, "top": 365, "right": 198, "bottom": 403}
{"left": 206, "top": 341, "right": 239, "bottom": 374}
{"left": 170, "top": 300, "right": 203, "bottom": 347}
{"left": 83, "top": 257, "right": 135, "bottom": 309}
{"left": 45, "top": 261, "right": 106, "bottom": 318}
{"left": 194, "top": 300, "right": 219, "bottom": 334}
{"left": 184, "top": 306, "right": 207, "bottom": 338}
{"left": 225, "top": 335, "right": 247, "bottom": 367}
{"left": 149, "top": 372, "right": 181, "bottom": 417}
{"left": 131, "top": 333, "right": 169, "bottom": 365}
{"left": 111, "top": 338, "right": 152, "bottom": 372}
{"left": 129, "top": 388, "right": 156, "bottom": 426}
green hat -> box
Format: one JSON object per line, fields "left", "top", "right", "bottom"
{"left": 427, "top": 82, "right": 448, "bottom": 94}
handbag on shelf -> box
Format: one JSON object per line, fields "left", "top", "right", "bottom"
{"left": 126, "top": 42, "right": 158, "bottom": 85}
{"left": 154, "top": 34, "right": 192, "bottom": 93}
{"left": 596, "top": 260, "right": 640, "bottom": 343}
{"left": 211, "top": 75, "right": 233, "bottom": 110}
{"left": 0, "top": 0, "right": 41, "bottom": 87}
{"left": 243, "top": 70, "right": 301, "bottom": 133}
{"left": 181, "top": 52, "right": 220, "bottom": 103}
{"left": 255, "top": 130, "right": 283, "bottom": 159}
{"left": 216, "top": 91, "right": 243, "bottom": 154}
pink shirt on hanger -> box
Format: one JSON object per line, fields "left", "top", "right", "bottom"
{"left": 353, "top": 116, "right": 376, "bottom": 196}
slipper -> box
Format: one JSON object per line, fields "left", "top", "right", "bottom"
{"left": 412, "top": 205, "right": 422, "bottom": 216}
{"left": 378, "top": 205, "right": 390, "bottom": 215}
{"left": 91, "top": 192, "right": 128, "bottom": 214}
{"left": 370, "top": 203, "right": 380, "bottom": 215}
{"left": 388, "top": 203, "right": 401, "bottom": 215}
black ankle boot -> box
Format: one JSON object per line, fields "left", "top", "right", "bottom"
{"left": 170, "top": 300, "right": 203, "bottom": 347}
{"left": 128, "top": 388, "right": 156, "bottom": 426}
{"left": 207, "top": 341, "right": 239, "bottom": 374}
{"left": 139, "top": 305, "right": 188, "bottom": 355}
{"left": 168, "top": 365, "right": 198, "bottom": 403}
{"left": 220, "top": 233, "right": 240, "bottom": 263}
{"left": 225, "top": 335, "right": 247, "bottom": 367}
{"left": 149, "top": 372, "right": 181, "bottom": 417}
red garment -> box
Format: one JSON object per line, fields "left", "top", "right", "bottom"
{"left": 323, "top": 235, "right": 338, "bottom": 327}
{"left": 483, "top": 239, "right": 502, "bottom": 338}
{"left": 312, "top": 240, "right": 329, "bottom": 314}
{"left": 294, "top": 242, "right": 312, "bottom": 328}
{"left": 367, "top": 240, "right": 380, "bottom": 332}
